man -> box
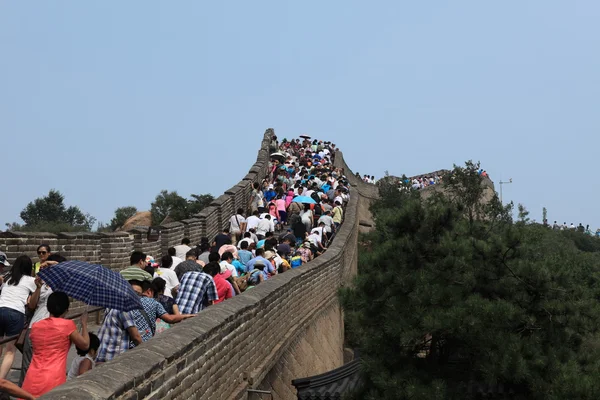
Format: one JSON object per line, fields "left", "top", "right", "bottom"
{"left": 120, "top": 251, "right": 153, "bottom": 282}
{"left": 176, "top": 269, "right": 218, "bottom": 314}
{"left": 238, "top": 241, "right": 253, "bottom": 267}
{"left": 167, "top": 247, "right": 183, "bottom": 270}
{"left": 332, "top": 201, "right": 344, "bottom": 229}
{"left": 318, "top": 210, "right": 335, "bottom": 239}
{"left": 229, "top": 208, "right": 247, "bottom": 245}
{"left": 96, "top": 306, "right": 142, "bottom": 364}
{"left": 245, "top": 210, "right": 261, "bottom": 233}
{"left": 197, "top": 242, "right": 211, "bottom": 265}
{"left": 276, "top": 237, "right": 293, "bottom": 258}
{"left": 256, "top": 215, "right": 274, "bottom": 240}
{"left": 219, "top": 251, "right": 238, "bottom": 277}
{"left": 245, "top": 248, "right": 275, "bottom": 280}
{"left": 212, "top": 228, "right": 232, "bottom": 253}
{"left": 237, "top": 232, "right": 254, "bottom": 250}
{"left": 174, "top": 249, "right": 203, "bottom": 280}
{"left": 154, "top": 255, "right": 180, "bottom": 298}
{"left": 173, "top": 238, "right": 192, "bottom": 260}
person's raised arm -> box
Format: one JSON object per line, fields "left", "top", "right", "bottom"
{"left": 27, "top": 277, "right": 43, "bottom": 311}
{"left": 69, "top": 311, "right": 89, "bottom": 350}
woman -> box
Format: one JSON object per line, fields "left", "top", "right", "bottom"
{"left": 20, "top": 254, "right": 66, "bottom": 386}
{"left": 34, "top": 244, "right": 51, "bottom": 275}
{"left": 152, "top": 277, "right": 181, "bottom": 334}
{"left": 301, "top": 203, "right": 314, "bottom": 232}
{"left": 22, "top": 292, "right": 89, "bottom": 397}
{"left": 0, "top": 255, "right": 38, "bottom": 379}
{"left": 275, "top": 195, "right": 287, "bottom": 227}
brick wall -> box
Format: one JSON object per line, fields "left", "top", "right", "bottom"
{"left": 42, "top": 145, "right": 369, "bottom": 400}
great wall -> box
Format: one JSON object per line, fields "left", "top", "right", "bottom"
{"left": 0, "top": 129, "right": 494, "bottom": 399}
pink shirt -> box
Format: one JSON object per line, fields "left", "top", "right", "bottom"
{"left": 275, "top": 199, "right": 287, "bottom": 212}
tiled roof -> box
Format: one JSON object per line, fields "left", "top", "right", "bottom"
{"left": 291, "top": 359, "right": 362, "bottom": 400}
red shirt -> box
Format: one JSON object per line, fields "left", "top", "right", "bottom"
{"left": 212, "top": 274, "right": 233, "bottom": 304}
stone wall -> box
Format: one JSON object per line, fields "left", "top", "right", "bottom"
{"left": 42, "top": 146, "right": 370, "bottom": 400}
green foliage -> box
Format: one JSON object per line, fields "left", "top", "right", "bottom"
{"left": 109, "top": 206, "right": 138, "bottom": 231}
{"left": 340, "top": 161, "right": 600, "bottom": 400}
{"left": 5, "top": 189, "right": 96, "bottom": 233}
{"left": 150, "top": 191, "right": 214, "bottom": 225}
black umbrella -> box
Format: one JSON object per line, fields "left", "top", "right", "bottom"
{"left": 299, "top": 135, "right": 311, "bottom": 139}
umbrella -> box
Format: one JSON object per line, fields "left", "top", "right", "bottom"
{"left": 38, "top": 260, "right": 143, "bottom": 312}
{"left": 270, "top": 152, "right": 286, "bottom": 162}
{"left": 299, "top": 135, "right": 311, "bottom": 139}
{"left": 292, "top": 196, "right": 317, "bottom": 204}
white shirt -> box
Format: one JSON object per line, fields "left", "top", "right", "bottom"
{"left": 308, "top": 232, "right": 322, "bottom": 246}
{"left": 153, "top": 268, "right": 180, "bottom": 298}
{"left": 311, "top": 226, "right": 325, "bottom": 238}
{"left": 256, "top": 219, "right": 273, "bottom": 236}
{"left": 67, "top": 355, "right": 95, "bottom": 381}
{"left": 237, "top": 237, "right": 254, "bottom": 249}
{"left": 170, "top": 256, "right": 183, "bottom": 270}
{"left": 173, "top": 244, "right": 192, "bottom": 260}
{"left": 0, "top": 276, "right": 37, "bottom": 314}
{"left": 246, "top": 215, "right": 261, "bottom": 232}
{"left": 318, "top": 215, "right": 334, "bottom": 233}
{"left": 229, "top": 214, "right": 246, "bottom": 232}
{"left": 219, "top": 261, "right": 238, "bottom": 277}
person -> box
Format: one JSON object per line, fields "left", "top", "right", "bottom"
{"left": 119, "top": 251, "right": 153, "bottom": 281}
{"left": 173, "top": 238, "right": 192, "bottom": 260}
{"left": 21, "top": 292, "right": 90, "bottom": 397}
{"left": 0, "top": 255, "right": 37, "bottom": 379}
{"left": 96, "top": 307, "right": 142, "bottom": 364}
{"left": 229, "top": 208, "right": 247, "bottom": 245}
{"left": 176, "top": 269, "right": 218, "bottom": 314}
{"left": 154, "top": 255, "right": 180, "bottom": 298}
{"left": 174, "top": 249, "right": 204, "bottom": 280}
{"left": 250, "top": 182, "right": 265, "bottom": 213}
{"left": 246, "top": 261, "right": 266, "bottom": 287}
{"left": 0, "top": 378, "right": 36, "bottom": 400}
{"left": 332, "top": 201, "right": 344, "bottom": 229}
{"left": 33, "top": 244, "right": 51, "bottom": 275}
{"left": 238, "top": 241, "right": 253, "bottom": 267}
{"left": 19, "top": 254, "right": 67, "bottom": 386}
{"left": 256, "top": 215, "right": 274, "bottom": 240}
{"left": 129, "top": 280, "right": 194, "bottom": 347}
{"left": 167, "top": 247, "right": 183, "bottom": 270}
{"left": 245, "top": 210, "right": 261, "bottom": 233}
{"left": 245, "top": 248, "right": 275, "bottom": 281}
{"left": 197, "top": 242, "right": 212, "bottom": 265}
{"left": 301, "top": 204, "right": 314, "bottom": 232}
{"left": 203, "top": 262, "right": 233, "bottom": 304}
{"left": 212, "top": 229, "right": 232, "bottom": 253}
{"left": 67, "top": 332, "right": 100, "bottom": 380}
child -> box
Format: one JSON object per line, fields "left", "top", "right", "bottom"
{"left": 67, "top": 333, "right": 99, "bottom": 380}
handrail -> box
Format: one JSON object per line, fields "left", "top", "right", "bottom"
{"left": 0, "top": 306, "right": 104, "bottom": 346}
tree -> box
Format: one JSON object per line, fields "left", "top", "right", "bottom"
{"left": 151, "top": 190, "right": 188, "bottom": 225}
{"left": 108, "top": 206, "right": 138, "bottom": 231}
{"left": 150, "top": 191, "right": 213, "bottom": 225}
{"left": 188, "top": 194, "right": 214, "bottom": 216}
{"left": 6, "top": 189, "right": 96, "bottom": 233}
{"left": 340, "top": 161, "right": 600, "bottom": 400}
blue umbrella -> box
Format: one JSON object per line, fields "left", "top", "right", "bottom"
{"left": 38, "top": 260, "right": 143, "bottom": 312}
{"left": 292, "top": 196, "right": 317, "bottom": 204}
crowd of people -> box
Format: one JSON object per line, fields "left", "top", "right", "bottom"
{"left": 0, "top": 134, "right": 351, "bottom": 398}
{"left": 546, "top": 221, "right": 600, "bottom": 237}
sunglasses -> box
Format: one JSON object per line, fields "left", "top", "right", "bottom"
{"left": 37, "top": 251, "right": 48, "bottom": 255}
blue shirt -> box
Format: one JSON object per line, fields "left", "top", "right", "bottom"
{"left": 238, "top": 250, "right": 253, "bottom": 266}
{"left": 245, "top": 256, "right": 275, "bottom": 280}
{"left": 232, "top": 260, "right": 246, "bottom": 276}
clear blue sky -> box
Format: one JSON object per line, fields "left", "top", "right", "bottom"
{"left": 1, "top": 2, "right": 598, "bottom": 229}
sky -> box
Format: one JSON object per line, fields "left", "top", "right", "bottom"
{"left": 1, "top": 1, "right": 599, "bottom": 229}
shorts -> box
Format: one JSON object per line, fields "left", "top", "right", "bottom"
{"left": 0, "top": 307, "right": 25, "bottom": 336}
